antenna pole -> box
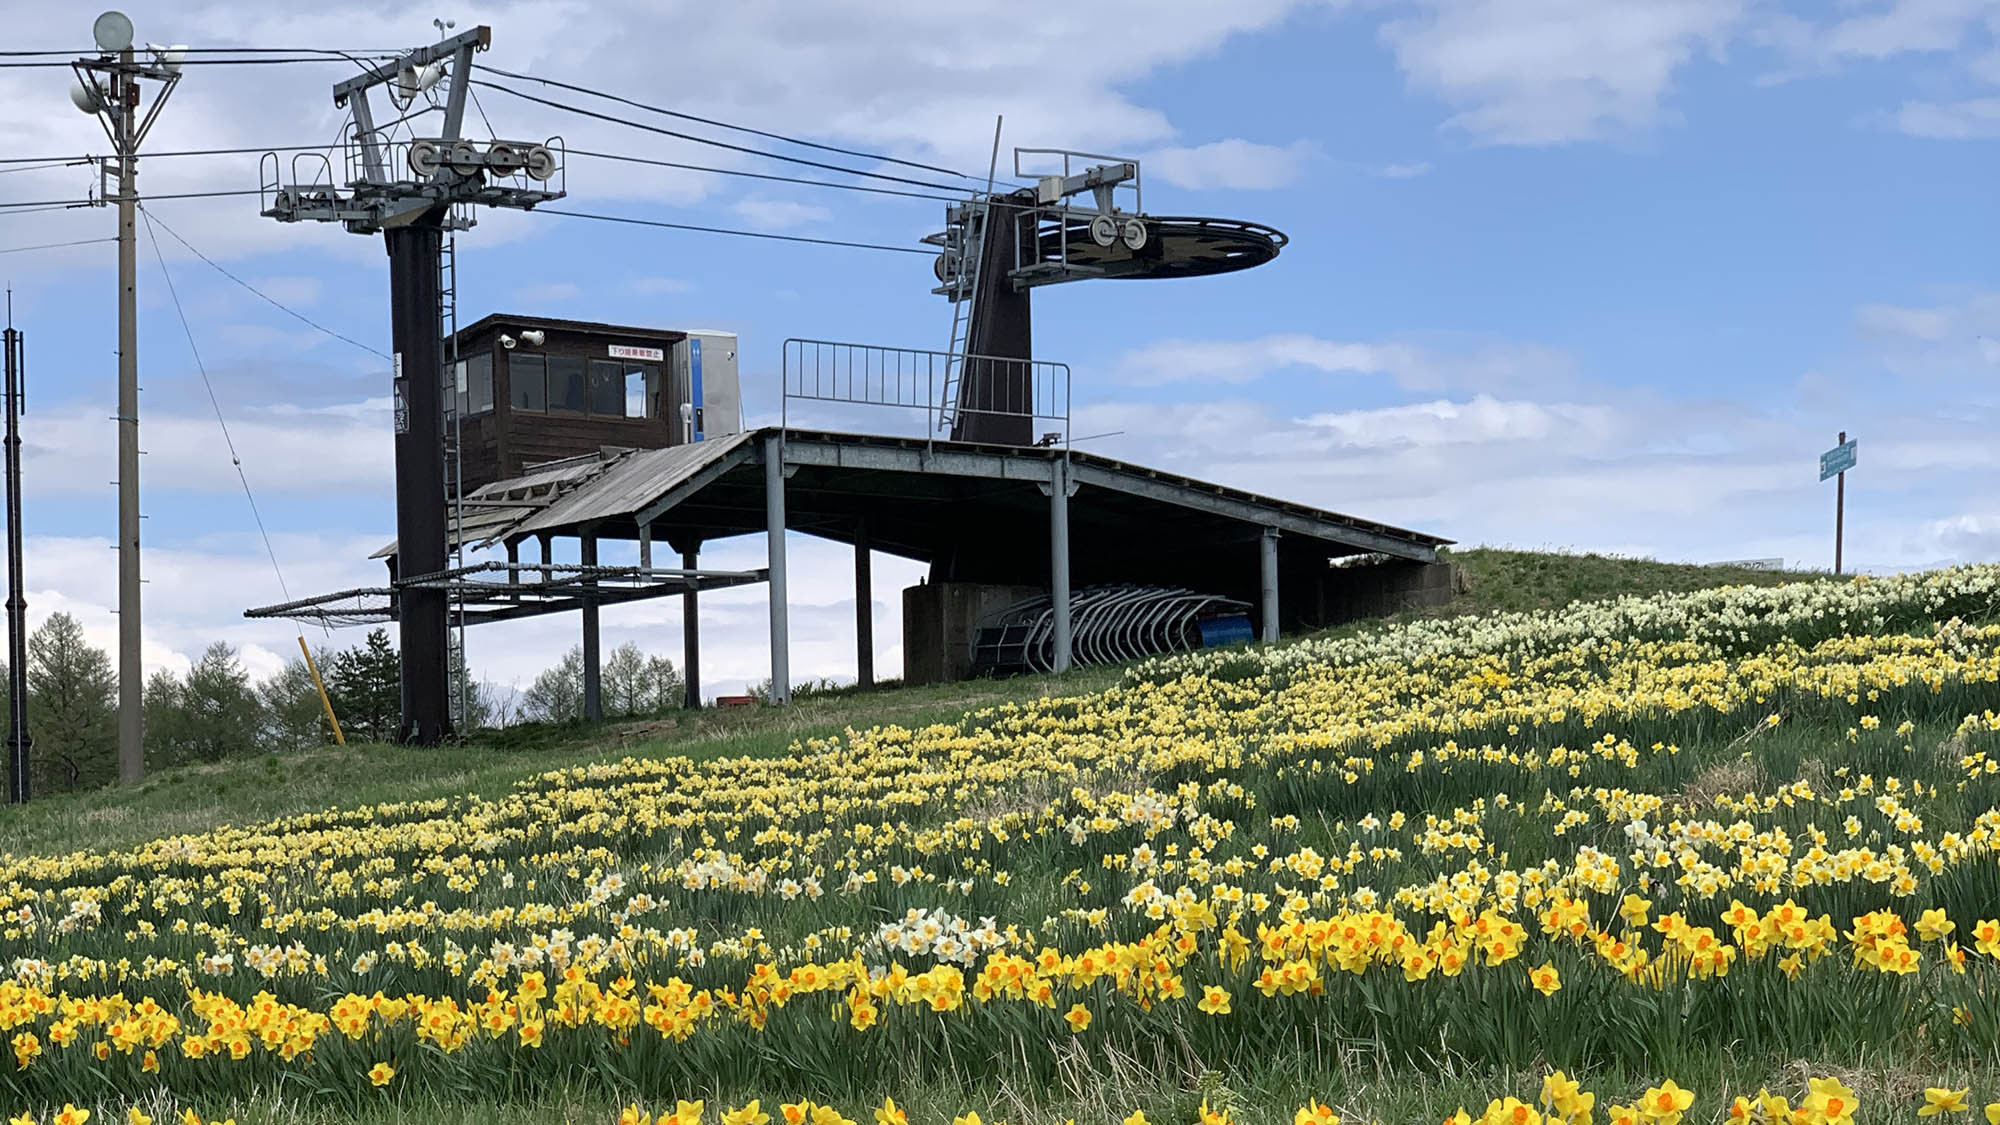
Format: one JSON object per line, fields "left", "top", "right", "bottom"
{"left": 75, "top": 32, "right": 179, "bottom": 783}
{"left": 4, "top": 295, "right": 29, "bottom": 803}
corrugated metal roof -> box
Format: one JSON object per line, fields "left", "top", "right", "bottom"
{"left": 515, "top": 431, "right": 758, "bottom": 536}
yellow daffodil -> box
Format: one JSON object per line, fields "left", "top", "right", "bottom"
{"left": 1921, "top": 1089, "right": 1971, "bottom": 1117}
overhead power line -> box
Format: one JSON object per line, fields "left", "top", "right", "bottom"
{"left": 137, "top": 206, "right": 303, "bottom": 621}
{"left": 474, "top": 79, "right": 970, "bottom": 194}
{"left": 565, "top": 149, "right": 959, "bottom": 202}
{"left": 0, "top": 57, "right": 394, "bottom": 69}
{"left": 138, "top": 209, "right": 389, "bottom": 361}
{"left": 479, "top": 64, "right": 978, "bottom": 182}
{"left": 0, "top": 236, "right": 118, "bottom": 255}
{"left": 0, "top": 47, "right": 401, "bottom": 57}
{"left": 538, "top": 207, "right": 932, "bottom": 255}
{"left": 0, "top": 144, "right": 962, "bottom": 204}
{"left": 0, "top": 188, "right": 263, "bottom": 211}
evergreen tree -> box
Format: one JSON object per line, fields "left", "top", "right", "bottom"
{"left": 26, "top": 612, "right": 115, "bottom": 792}
{"left": 147, "top": 643, "right": 264, "bottom": 766}
{"left": 328, "top": 628, "right": 400, "bottom": 743}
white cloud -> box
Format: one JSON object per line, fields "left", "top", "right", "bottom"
{"left": 1114, "top": 332, "right": 1577, "bottom": 392}
{"left": 1295, "top": 393, "right": 1621, "bottom": 449}
{"left": 1851, "top": 290, "right": 2000, "bottom": 380}
{"left": 22, "top": 400, "right": 393, "bottom": 499}
{"left": 1781, "top": 0, "right": 1995, "bottom": 63}
{"left": 1144, "top": 139, "right": 1317, "bottom": 190}
{"left": 1378, "top": 0, "right": 1746, "bottom": 144}
{"left": 1370, "top": 161, "right": 1434, "bottom": 178}
{"left": 1926, "top": 513, "right": 2000, "bottom": 560}
{"left": 1893, "top": 96, "right": 2000, "bottom": 138}
{"left": 731, "top": 199, "right": 834, "bottom": 231}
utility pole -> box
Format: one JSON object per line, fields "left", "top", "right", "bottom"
{"left": 72, "top": 13, "right": 182, "bottom": 783}
{"left": 4, "top": 294, "right": 30, "bottom": 803}
{"left": 259, "top": 24, "right": 560, "bottom": 744}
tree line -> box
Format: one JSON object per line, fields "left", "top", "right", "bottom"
{"left": 5, "top": 614, "right": 683, "bottom": 796}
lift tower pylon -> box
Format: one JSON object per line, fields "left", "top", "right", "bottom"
{"left": 258, "top": 25, "right": 564, "bottom": 744}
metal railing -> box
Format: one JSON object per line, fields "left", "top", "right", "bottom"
{"left": 780, "top": 338, "right": 1070, "bottom": 446}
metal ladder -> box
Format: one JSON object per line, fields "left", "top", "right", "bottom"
{"left": 935, "top": 197, "right": 988, "bottom": 434}
{"left": 438, "top": 228, "right": 468, "bottom": 729}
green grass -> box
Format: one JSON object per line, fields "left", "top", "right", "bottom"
{"left": 1439, "top": 546, "right": 1825, "bottom": 617}
{"left": 0, "top": 548, "right": 1830, "bottom": 860}
{"left": 0, "top": 667, "right": 1124, "bottom": 857}
{"left": 0, "top": 550, "right": 1983, "bottom": 1125}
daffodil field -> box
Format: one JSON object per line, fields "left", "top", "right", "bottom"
{"left": 7, "top": 566, "right": 2000, "bottom": 1124}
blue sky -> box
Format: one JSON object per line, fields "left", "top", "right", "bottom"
{"left": 0, "top": 0, "right": 1995, "bottom": 699}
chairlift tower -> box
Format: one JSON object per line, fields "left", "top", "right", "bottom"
{"left": 929, "top": 148, "right": 1285, "bottom": 445}
{"left": 258, "top": 24, "right": 564, "bottom": 744}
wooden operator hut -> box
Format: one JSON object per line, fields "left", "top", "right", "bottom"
{"left": 444, "top": 313, "right": 743, "bottom": 492}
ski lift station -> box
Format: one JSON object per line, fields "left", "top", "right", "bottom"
{"left": 240, "top": 27, "right": 1453, "bottom": 730}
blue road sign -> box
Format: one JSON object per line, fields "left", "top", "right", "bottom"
{"left": 1820, "top": 439, "right": 1856, "bottom": 482}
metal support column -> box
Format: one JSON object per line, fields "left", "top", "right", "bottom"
{"left": 637, "top": 520, "right": 653, "bottom": 570}
{"left": 504, "top": 540, "right": 520, "bottom": 600}
{"left": 681, "top": 543, "right": 701, "bottom": 709}
{"left": 1049, "top": 457, "right": 1072, "bottom": 673}
{"left": 580, "top": 530, "right": 602, "bottom": 721}
{"left": 854, "top": 518, "right": 874, "bottom": 689}
{"left": 764, "top": 433, "right": 790, "bottom": 704}
{"left": 386, "top": 207, "right": 453, "bottom": 745}
{"left": 1259, "top": 527, "right": 1280, "bottom": 644}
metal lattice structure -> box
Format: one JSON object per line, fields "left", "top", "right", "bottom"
{"left": 245, "top": 561, "right": 766, "bottom": 629}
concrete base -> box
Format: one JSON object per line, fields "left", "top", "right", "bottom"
{"left": 903, "top": 581, "right": 1041, "bottom": 685}
{"left": 1317, "top": 560, "right": 1460, "bottom": 626}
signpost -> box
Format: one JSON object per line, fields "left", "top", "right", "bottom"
{"left": 1820, "top": 432, "right": 1855, "bottom": 575}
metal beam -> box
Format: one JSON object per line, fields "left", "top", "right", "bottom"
{"left": 580, "top": 531, "right": 601, "bottom": 722}
{"left": 333, "top": 27, "right": 491, "bottom": 101}
{"left": 765, "top": 434, "right": 791, "bottom": 705}
{"left": 1066, "top": 462, "right": 1436, "bottom": 562}
{"left": 1049, "top": 458, "right": 1072, "bottom": 673}
{"left": 682, "top": 544, "right": 702, "bottom": 709}
{"left": 778, "top": 436, "right": 1057, "bottom": 483}
{"left": 854, "top": 517, "right": 874, "bottom": 688}
{"left": 1259, "top": 527, "right": 1280, "bottom": 644}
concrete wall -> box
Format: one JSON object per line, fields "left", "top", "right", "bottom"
{"left": 1316, "top": 560, "right": 1460, "bottom": 626}
{"left": 903, "top": 581, "right": 1041, "bottom": 685}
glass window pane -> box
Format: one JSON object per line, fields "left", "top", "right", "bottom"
{"left": 510, "top": 355, "right": 546, "bottom": 412}
{"left": 627, "top": 363, "right": 656, "bottom": 419}
{"left": 446, "top": 362, "right": 467, "bottom": 418}
{"left": 548, "top": 356, "right": 586, "bottom": 413}
{"left": 588, "top": 359, "right": 627, "bottom": 417}
{"left": 467, "top": 353, "right": 494, "bottom": 415}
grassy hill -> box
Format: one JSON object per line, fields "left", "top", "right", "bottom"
{"left": 0, "top": 548, "right": 1821, "bottom": 858}
{"left": 0, "top": 548, "right": 1992, "bottom": 1125}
